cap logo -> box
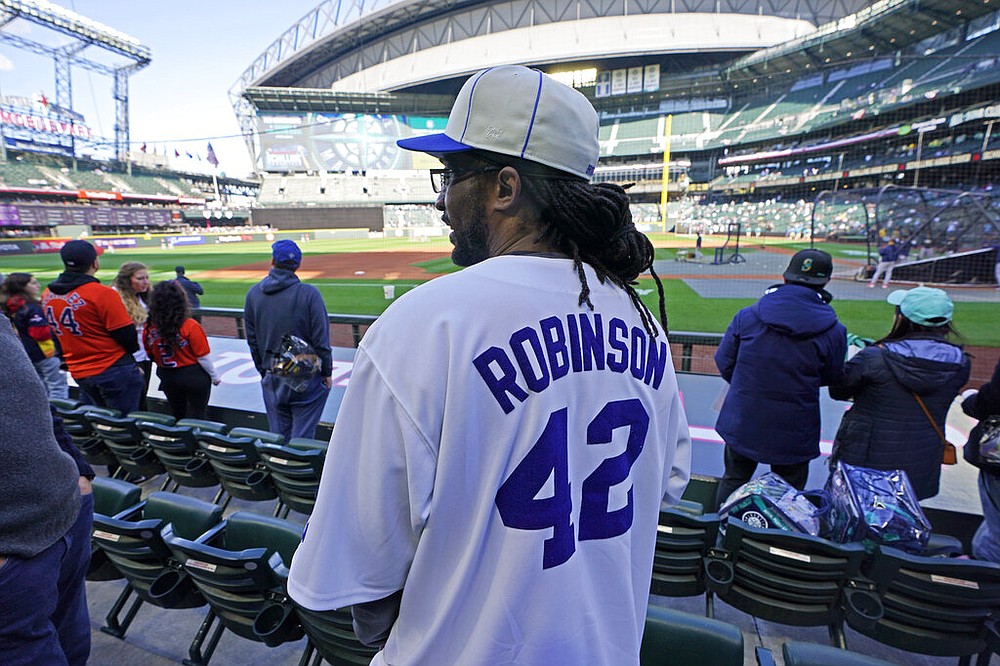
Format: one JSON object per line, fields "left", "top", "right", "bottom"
{"left": 801, "top": 258, "right": 813, "bottom": 272}
{"left": 484, "top": 124, "right": 504, "bottom": 141}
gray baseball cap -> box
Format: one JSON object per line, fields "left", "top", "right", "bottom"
{"left": 397, "top": 65, "right": 600, "bottom": 181}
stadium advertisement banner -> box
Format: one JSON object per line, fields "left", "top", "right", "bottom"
{"left": 0, "top": 241, "right": 28, "bottom": 254}
{"left": 93, "top": 237, "right": 139, "bottom": 249}
{"left": 166, "top": 235, "right": 205, "bottom": 246}
{"left": 32, "top": 238, "right": 69, "bottom": 253}
{"left": 0, "top": 101, "right": 92, "bottom": 157}
{"left": 0, "top": 204, "right": 171, "bottom": 227}
{"left": 258, "top": 112, "right": 447, "bottom": 173}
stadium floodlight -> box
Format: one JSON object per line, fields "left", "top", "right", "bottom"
{"left": 0, "top": 0, "right": 150, "bottom": 63}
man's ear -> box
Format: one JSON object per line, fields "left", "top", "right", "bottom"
{"left": 493, "top": 166, "right": 521, "bottom": 212}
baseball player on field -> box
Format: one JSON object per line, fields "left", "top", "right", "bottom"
{"left": 287, "top": 65, "right": 692, "bottom": 665}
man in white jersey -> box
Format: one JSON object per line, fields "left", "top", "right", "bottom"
{"left": 287, "top": 65, "right": 692, "bottom": 665}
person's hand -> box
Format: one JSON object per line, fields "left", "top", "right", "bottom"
{"left": 78, "top": 476, "right": 93, "bottom": 495}
{"left": 323, "top": 376, "right": 333, "bottom": 389}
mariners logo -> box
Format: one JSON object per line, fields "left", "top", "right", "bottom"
{"left": 741, "top": 511, "right": 770, "bottom": 529}
{"left": 801, "top": 258, "right": 813, "bottom": 272}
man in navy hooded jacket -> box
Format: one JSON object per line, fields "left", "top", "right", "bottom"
{"left": 244, "top": 240, "right": 333, "bottom": 440}
{"left": 713, "top": 249, "right": 846, "bottom": 509}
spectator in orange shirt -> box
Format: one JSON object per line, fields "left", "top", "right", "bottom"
{"left": 144, "top": 280, "right": 220, "bottom": 420}
{"left": 41, "top": 240, "right": 144, "bottom": 415}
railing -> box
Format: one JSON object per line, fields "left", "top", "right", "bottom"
{"left": 198, "top": 307, "right": 724, "bottom": 373}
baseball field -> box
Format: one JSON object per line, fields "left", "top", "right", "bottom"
{"left": 3, "top": 234, "right": 998, "bottom": 346}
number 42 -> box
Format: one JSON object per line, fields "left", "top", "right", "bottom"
{"left": 495, "top": 398, "right": 649, "bottom": 569}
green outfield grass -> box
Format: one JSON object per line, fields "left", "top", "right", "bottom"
{"left": 3, "top": 237, "right": 996, "bottom": 345}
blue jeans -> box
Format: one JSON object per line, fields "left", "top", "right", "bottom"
{"left": 0, "top": 492, "right": 93, "bottom": 666}
{"left": 35, "top": 356, "right": 69, "bottom": 401}
{"left": 76, "top": 361, "right": 144, "bottom": 416}
{"left": 973, "top": 471, "right": 1000, "bottom": 563}
{"left": 261, "top": 372, "right": 330, "bottom": 440}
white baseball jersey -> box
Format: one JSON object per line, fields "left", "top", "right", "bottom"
{"left": 288, "top": 255, "right": 691, "bottom": 665}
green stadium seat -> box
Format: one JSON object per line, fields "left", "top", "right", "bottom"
{"left": 704, "top": 517, "right": 877, "bottom": 649}
{"left": 257, "top": 437, "right": 328, "bottom": 518}
{"left": 141, "top": 418, "right": 229, "bottom": 502}
{"left": 91, "top": 491, "right": 223, "bottom": 644}
{"left": 197, "top": 427, "right": 285, "bottom": 510}
{"left": 640, "top": 605, "right": 743, "bottom": 666}
{"left": 650, "top": 508, "right": 721, "bottom": 617}
{"left": 165, "top": 511, "right": 305, "bottom": 664}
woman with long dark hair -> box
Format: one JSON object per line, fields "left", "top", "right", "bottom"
{"left": 143, "top": 280, "right": 220, "bottom": 419}
{"left": 1, "top": 272, "right": 68, "bottom": 399}
{"left": 830, "top": 287, "right": 970, "bottom": 499}
{"left": 113, "top": 262, "right": 152, "bottom": 409}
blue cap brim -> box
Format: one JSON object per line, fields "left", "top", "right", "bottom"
{"left": 397, "top": 133, "right": 471, "bottom": 154}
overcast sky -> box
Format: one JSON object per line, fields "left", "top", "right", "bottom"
{"left": 0, "top": 0, "right": 324, "bottom": 177}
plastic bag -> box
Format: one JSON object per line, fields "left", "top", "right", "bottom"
{"left": 822, "top": 461, "right": 930, "bottom": 554}
{"left": 269, "top": 334, "right": 321, "bottom": 393}
{"left": 719, "top": 472, "right": 829, "bottom": 536}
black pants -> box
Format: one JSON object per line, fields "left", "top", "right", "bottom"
{"left": 714, "top": 446, "right": 810, "bottom": 512}
{"left": 156, "top": 364, "right": 212, "bottom": 420}
{"left": 138, "top": 359, "right": 153, "bottom": 411}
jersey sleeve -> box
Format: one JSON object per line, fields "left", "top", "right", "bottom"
{"left": 99, "top": 286, "right": 135, "bottom": 332}
{"left": 287, "top": 346, "right": 436, "bottom": 610}
{"left": 661, "top": 390, "right": 692, "bottom": 506}
{"left": 182, "top": 319, "right": 211, "bottom": 358}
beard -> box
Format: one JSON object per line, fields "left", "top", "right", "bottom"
{"left": 449, "top": 200, "right": 490, "bottom": 267}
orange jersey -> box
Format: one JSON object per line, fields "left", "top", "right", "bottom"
{"left": 144, "top": 319, "right": 210, "bottom": 369}
{"left": 42, "top": 282, "right": 134, "bottom": 379}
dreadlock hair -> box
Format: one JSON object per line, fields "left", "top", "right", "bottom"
{"left": 147, "top": 280, "right": 190, "bottom": 355}
{"left": 518, "top": 174, "right": 668, "bottom": 337}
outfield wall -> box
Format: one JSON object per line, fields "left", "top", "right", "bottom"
{"left": 0, "top": 228, "right": 373, "bottom": 256}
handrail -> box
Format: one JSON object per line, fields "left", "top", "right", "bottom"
{"left": 198, "top": 306, "right": 723, "bottom": 369}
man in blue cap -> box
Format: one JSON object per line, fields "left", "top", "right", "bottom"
{"left": 244, "top": 240, "right": 332, "bottom": 439}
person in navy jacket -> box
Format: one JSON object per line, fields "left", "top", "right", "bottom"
{"left": 714, "top": 249, "right": 847, "bottom": 509}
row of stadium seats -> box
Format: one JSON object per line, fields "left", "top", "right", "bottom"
{"left": 0, "top": 157, "right": 205, "bottom": 196}
{"left": 67, "top": 395, "right": 1000, "bottom": 664}
{"left": 591, "top": 28, "right": 1000, "bottom": 160}
{"left": 88, "top": 475, "right": 912, "bottom": 666}
{"left": 89, "top": 478, "right": 372, "bottom": 665}
{"left": 652, "top": 506, "right": 1000, "bottom": 663}
{"left": 52, "top": 399, "right": 326, "bottom": 519}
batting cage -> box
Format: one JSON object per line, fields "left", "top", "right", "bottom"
{"left": 812, "top": 185, "right": 1000, "bottom": 286}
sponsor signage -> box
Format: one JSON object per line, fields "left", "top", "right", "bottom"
{"left": 93, "top": 237, "right": 139, "bottom": 249}
{"left": 166, "top": 235, "right": 205, "bottom": 246}
{"left": 0, "top": 242, "right": 25, "bottom": 254}
{"left": 32, "top": 238, "right": 69, "bottom": 253}
{"left": 0, "top": 98, "right": 92, "bottom": 157}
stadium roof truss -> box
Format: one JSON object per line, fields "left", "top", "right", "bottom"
{"left": 0, "top": 0, "right": 151, "bottom": 162}
{"left": 230, "top": 0, "right": 873, "bottom": 167}
{"left": 722, "top": 0, "right": 997, "bottom": 80}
